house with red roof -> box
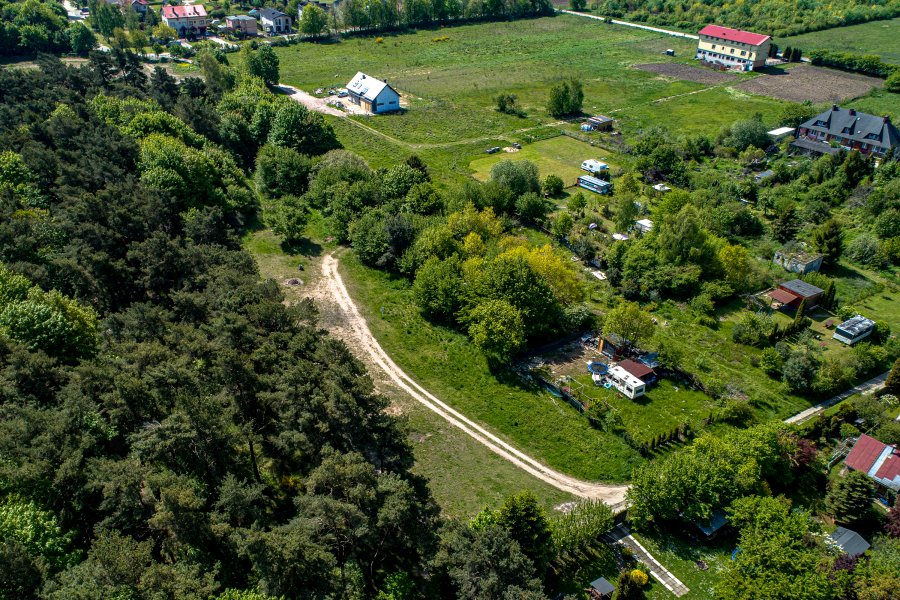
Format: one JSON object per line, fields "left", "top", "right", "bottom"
{"left": 695, "top": 24, "right": 771, "bottom": 71}
{"left": 617, "top": 359, "right": 657, "bottom": 386}
{"left": 844, "top": 434, "right": 900, "bottom": 496}
{"left": 161, "top": 4, "right": 208, "bottom": 39}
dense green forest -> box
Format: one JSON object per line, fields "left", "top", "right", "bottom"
{"left": 590, "top": 0, "right": 900, "bottom": 37}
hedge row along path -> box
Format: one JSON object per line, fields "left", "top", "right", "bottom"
{"left": 319, "top": 253, "right": 631, "bottom": 507}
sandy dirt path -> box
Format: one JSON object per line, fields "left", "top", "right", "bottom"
{"left": 319, "top": 253, "right": 629, "bottom": 507}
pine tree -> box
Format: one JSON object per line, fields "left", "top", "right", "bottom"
{"left": 794, "top": 298, "right": 808, "bottom": 324}
{"left": 886, "top": 358, "right": 900, "bottom": 395}
{"left": 783, "top": 46, "right": 792, "bottom": 61}
{"left": 827, "top": 471, "right": 874, "bottom": 525}
{"left": 792, "top": 47, "right": 802, "bottom": 62}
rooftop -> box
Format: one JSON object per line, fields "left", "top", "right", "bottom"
{"left": 346, "top": 72, "right": 394, "bottom": 102}
{"left": 836, "top": 315, "right": 875, "bottom": 337}
{"left": 775, "top": 246, "right": 823, "bottom": 265}
{"left": 780, "top": 278, "right": 824, "bottom": 298}
{"left": 259, "top": 7, "right": 289, "bottom": 19}
{"left": 768, "top": 126, "right": 795, "bottom": 137}
{"left": 791, "top": 137, "right": 841, "bottom": 155}
{"left": 227, "top": 14, "right": 257, "bottom": 21}
{"left": 162, "top": 4, "right": 208, "bottom": 18}
{"left": 590, "top": 577, "right": 615, "bottom": 596}
{"left": 698, "top": 24, "right": 771, "bottom": 46}
{"left": 609, "top": 365, "right": 645, "bottom": 388}
{"left": 618, "top": 359, "right": 655, "bottom": 380}
{"left": 800, "top": 105, "right": 900, "bottom": 151}
{"left": 830, "top": 527, "right": 870, "bottom": 557}
{"left": 769, "top": 288, "right": 797, "bottom": 305}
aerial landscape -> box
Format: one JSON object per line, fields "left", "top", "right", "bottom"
{"left": 1, "top": 0, "right": 900, "bottom": 598}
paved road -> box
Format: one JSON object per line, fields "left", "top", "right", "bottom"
{"left": 319, "top": 254, "right": 631, "bottom": 507}
{"left": 784, "top": 371, "right": 889, "bottom": 425}
{"left": 605, "top": 524, "right": 689, "bottom": 596}
{"left": 560, "top": 10, "right": 699, "bottom": 39}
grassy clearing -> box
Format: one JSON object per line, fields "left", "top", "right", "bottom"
{"left": 275, "top": 15, "right": 781, "bottom": 145}
{"left": 243, "top": 227, "right": 573, "bottom": 517}
{"left": 469, "top": 135, "right": 623, "bottom": 187}
{"left": 631, "top": 530, "right": 733, "bottom": 599}
{"left": 779, "top": 18, "right": 900, "bottom": 64}
{"left": 339, "top": 251, "right": 644, "bottom": 482}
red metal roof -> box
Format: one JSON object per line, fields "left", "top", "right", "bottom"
{"left": 618, "top": 359, "right": 655, "bottom": 380}
{"left": 874, "top": 449, "right": 900, "bottom": 481}
{"left": 162, "top": 4, "right": 207, "bottom": 19}
{"left": 769, "top": 288, "right": 798, "bottom": 305}
{"left": 698, "top": 25, "right": 770, "bottom": 47}
{"left": 845, "top": 434, "right": 888, "bottom": 473}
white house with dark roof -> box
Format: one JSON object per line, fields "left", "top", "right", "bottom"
{"left": 345, "top": 72, "right": 401, "bottom": 114}
{"left": 795, "top": 105, "right": 900, "bottom": 158}
{"left": 259, "top": 8, "right": 291, "bottom": 33}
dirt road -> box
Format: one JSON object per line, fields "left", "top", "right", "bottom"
{"left": 319, "top": 253, "right": 630, "bottom": 507}
{"left": 277, "top": 85, "right": 351, "bottom": 117}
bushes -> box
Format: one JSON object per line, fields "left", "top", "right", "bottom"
{"left": 808, "top": 49, "right": 899, "bottom": 79}
{"left": 547, "top": 79, "right": 583, "bottom": 118}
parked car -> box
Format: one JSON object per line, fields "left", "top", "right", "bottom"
{"left": 337, "top": 90, "right": 349, "bottom": 98}
{"left": 512, "top": 143, "right": 521, "bottom": 149}
{"left": 486, "top": 146, "right": 501, "bottom": 154}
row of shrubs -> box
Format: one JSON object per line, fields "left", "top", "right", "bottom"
{"left": 808, "top": 49, "right": 898, "bottom": 79}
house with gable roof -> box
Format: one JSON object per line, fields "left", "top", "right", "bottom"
{"left": 345, "top": 72, "right": 401, "bottom": 114}
{"left": 794, "top": 105, "right": 900, "bottom": 158}
{"left": 844, "top": 434, "right": 900, "bottom": 497}
{"left": 695, "top": 24, "right": 771, "bottom": 71}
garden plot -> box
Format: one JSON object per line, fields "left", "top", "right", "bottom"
{"left": 634, "top": 63, "right": 739, "bottom": 85}
{"left": 736, "top": 64, "right": 883, "bottom": 103}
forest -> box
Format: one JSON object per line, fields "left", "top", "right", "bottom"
{"left": 589, "top": 0, "right": 900, "bottom": 37}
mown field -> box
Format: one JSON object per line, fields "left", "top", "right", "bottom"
{"left": 276, "top": 15, "right": 788, "bottom": 143}
{"left": 779, "top": 17, "right": 900, "bottom": 64}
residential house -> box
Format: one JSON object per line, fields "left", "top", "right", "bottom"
{"left": 773, "top": 246, "right": 823, "bottom": 274}
{"left": 588, "top": 577, "right": 615, "bottom": 600}
{"left": 225, "top": 15, "right": 257, "bottom": 36}
{"left": 115, "top": 0, "right": 148, "bottom": 17}
{"left": 844, "top": 434, "right": 900, "bottom": 496}
{"left": 695, "top": 24, "right": 771, "bottom": 71}
{"left": 260, "top": 8, "right": 291, "bottom": 34}
{"left": 833, "top": 315, "right": 875, "bottom": 345}
{"left": 769, "top": 279, "right": 824, "bottom": 310}
{"left": 161, "top": 4, "right": 208, "bottom": 38}
{"left": 346, "top": 72, "right": 401, "bottom": 114}
{"left": 830, "top": 527, "right": 870, "bottom": 557}
{"left": 794, "top": 105, "right": 900, "bottom": 158}
{"left": 618, "top": 358, "right": 657, "bottom": 385}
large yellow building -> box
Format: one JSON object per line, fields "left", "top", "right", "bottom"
{"left": 695, "top": 24, "right": 771, "bottom": 71}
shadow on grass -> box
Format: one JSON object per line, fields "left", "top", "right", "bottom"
{"left": 281, "top": 237, "right": 323, "bottom": 258}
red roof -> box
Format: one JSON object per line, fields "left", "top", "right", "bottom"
{"left": 162, "top": 4, "right": 207, "bottom": 19}
{"left": 769, "top": 288, "right": 798, "bottom": 305}
{"left": 874, "top": 448, "right": 900, "bottom": 482}
{"left": 845, "top": 434, "right": 888, "bottom": 473}
{"left": 618, "top": 359, "right": 655, "bottom": 380}
{"left": 699, "top": 25, "right": 770, "bottom": 47}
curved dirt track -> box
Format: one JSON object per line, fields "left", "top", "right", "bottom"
{"left": 320, "top": 254, "right": 629, "bottom": 507}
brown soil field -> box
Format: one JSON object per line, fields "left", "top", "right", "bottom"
{"left": 634, "top": 62, "right": 738, "bottom": 85}
{"left": 736, "top": 64, "right": 883, "bottom": 103}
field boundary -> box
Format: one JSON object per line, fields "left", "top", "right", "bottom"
{"left": 559, "top": 10, "right": 698, "bottom": 39}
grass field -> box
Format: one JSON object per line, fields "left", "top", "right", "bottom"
{"left": 632, "top": 530, "right": 733, "bottom": 599}
{"left": 339, "top": 251, "right": 644, "bottom": 482}
{"left": 244, "top": 228, "right": 574, "bottom": 517}
{"left": 779, "top": 18, "right": 900, "bottom": 64}
{"left": 276, "top": 15, "right": 788, "bottom": 147}
{"left": 469, "top": 135, "right": 622, "bottom": 187}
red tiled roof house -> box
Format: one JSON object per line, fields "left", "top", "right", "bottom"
{"left": 844, "top": 434, "right": 900, "bottom": 495}
{"left": 161, "top": 4, "right": 208, "bottom": 38}
{"left": 695, "top": 24, "right": 771, "bottom": 71}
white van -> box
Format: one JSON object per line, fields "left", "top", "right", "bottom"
{"left": 581, "top": 159, "right": 608, "bottom": 173}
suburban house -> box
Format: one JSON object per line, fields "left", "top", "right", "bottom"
{"left": 618, "top": 359, "right": 657, "bottom": 386}
{"left": 346, "top": 72, "right": 401, "bottom": 114}
{"left": 608, "top": 365, "right": 646, "bottom": 399}
{"left": 588, "top": 577, "right": 615, "bottom": 600}
{"left": 635, "top": 218, "right": 653, "bottom": 234}
{"left": 833, "top": 315, "right": 876, "bottom": 345}
{"left": 695, "top": 24, "right": 771, "bottom": 71}
{"left": 844, "top": 434, "right": 900, "bottom": 496}
{"left": 773, "top": 246, "right": 823, "bottom": 274}
{"left": 769, "top": 279, "right": 824, "bottom": 310}
{"left": 225, "top": 15, "right": 257, "bottom": 36}
{"left": 794, "top": 105, "right": 900, "bottom": 158}
{"left": 115, "top": 0, "right": 148, "bottom": 17}
{"left": 161, "top": 4, "right": 208, "bottom": 38}
{"left": 260, "top": 8, "right": 291, "bottom": 34}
